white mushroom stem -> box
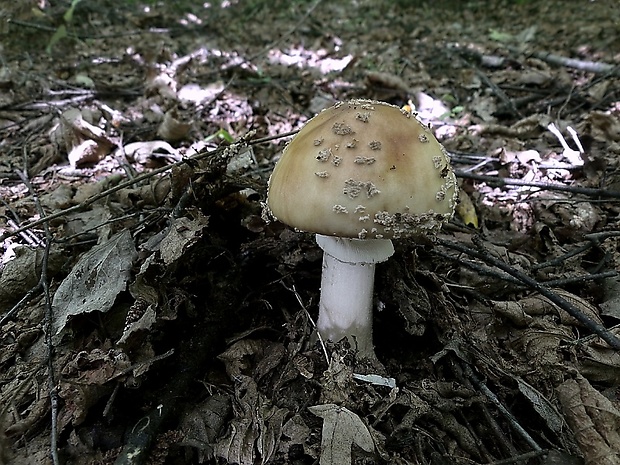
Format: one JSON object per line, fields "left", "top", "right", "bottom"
{"left": 315, "top": 234, "right": 394, "bottom": 358}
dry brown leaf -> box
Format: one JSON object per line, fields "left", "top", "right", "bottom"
{"left": 157, "top": 110, "right": 193, "bottom": 141}
{"left": 52, "top": 230, "right": 137, "bottom": 336}
{"left": 577, "top": 327, "right": 620, "bottom": 384}
{"left": 491, "top": 289, "right": 603, "bottom": 328}
{"left": 308, "top": 404, "right": 375, "bottom": 465}
{"left": 557, "top": 375, "right": 620, "bottom": 465}
{"left": 213, "top": 377, "right": 288, "bottom": 465}
{"left": 58, "top": 108, "right": 115, "bottom": 167}
{"left": 365, "top": 71, "right": 410, "bottom": 93}
{"left": 582, "top": 111, "right": 620, "bottom": 142}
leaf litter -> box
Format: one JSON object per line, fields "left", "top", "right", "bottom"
{"left": 0, "top": 0, "right": 619, "bottom": 464}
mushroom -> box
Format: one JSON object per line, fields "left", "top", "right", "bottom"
{"left": 266, "top": 99, "right": 457, "bottom": 360}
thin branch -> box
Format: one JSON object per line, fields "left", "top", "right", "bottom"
{"left": 0, "top": 283, "right": 44, "bottom": 326}
{"left": 532, "top": 242, "right": 593, "bottom": 270}
{"left": 459, "top": 362, "right": 542, "bottom": 451}
{"left": 437, "top": 237, "right": 620, "bottom": 350}
{"left": 15, "top": 169, "right": 60, "bottom": 465}
{"left": 487, "top": 449, "right": 550, "bottom": 465}
{"left": 1, "top": 130, "right": 295, "bottom": 243}
{"left": 526, "top": 50, "right": 620, "bottom": 76}
{"left": 542, "top": 270, "right": 617, "bottom": 287}
{"left": 454, "top": 170, "right": 620, "bottom": 199}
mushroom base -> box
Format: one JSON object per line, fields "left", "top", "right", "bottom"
{"left": 315, "top": 235, "right": 394, "bottom": 359}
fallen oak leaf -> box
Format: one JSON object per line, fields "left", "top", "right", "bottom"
{"left": 308, "top": 404, "right": 374, "bottom": 465}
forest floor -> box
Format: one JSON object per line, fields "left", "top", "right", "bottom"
{"left": 1, "top": 1, "right": 620, "bottom": 464}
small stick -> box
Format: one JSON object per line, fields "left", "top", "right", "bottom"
{"left": 15, "top": 169, "right": 60, "bottom": 465}
{"left": 528, "top": 50, "right": 620, "bottom": 76}
{"left": 438, "top": 237, "right": 620, "bottom": 350}
{"left": 454, "top": 171, "right": 620, "bottom": 199}
{"left": 460, "top": 362, "right": 542, "bottom": 452}
{"left": 0, "top": 130, "right": 298, "bottom": 243}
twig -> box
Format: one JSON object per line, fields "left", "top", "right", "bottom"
{"left": 0, "top": 130, "right": 296, "bottom": 243}
{"left": 487, "top": 449, "right": 550, "bottom": 465}
{"left": 437, "top": 237, "right": 620, "bottom": 350}
{"left": 533, "top": 232, "right": 620, "bottom": 272}
{"left": 448, "top": 45, "right": 523, "bottom": 119}
{"left": 281, "top": 281, "right": 330, "bottom": 365}
{"left": 0, "top": 282, "right": 45, "bottom": 326}
{"left": 475, "top": 68, "right": 523, "bottom": 119}
{"left": 532, "top": 242, "right": 593, "bottom": 270}
{"left": 106, "top": 349, "right": 174, "bottom": 383}
{"left": 478, "top": 405, "right": 518, "bottom": 456}
{"left": 454, "top": 170, "right": 620, "bottom": 199}
{"left": 542, "top": 270, "right": 617, "bottom": 287}
{"left": 583, "top": 230, "right": 620, "bottom": 242}
{"left": 460, "top": 362, "right": 542, "bottom": 452}
{"left": 525, "top": 50, "right": 620, "bottom": 76}
{"left": 432, "top": 248, "right": 522, "bottom": 286}
{"left": 15, "top": 169, "right": 60, "bottom": 465}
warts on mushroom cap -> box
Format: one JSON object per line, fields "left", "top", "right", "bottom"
{"left": 354, "top": 156, "right": 376, "bottom": 165}
{"left": 343, "top": 179, "right": 381, "bottom": 199}
{"left": 332, "top": 122, "right": 354, "bottom": 135}
{"left": 267, "top": 99, "right": 457, "bottom": 240}
{"left": 317, "top": 148, "right": 332, "bottom": 162}
{"left": 356, "top": 112, "right": 371, "bottom": 122}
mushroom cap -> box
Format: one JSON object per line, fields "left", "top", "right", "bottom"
{"left": 267, "top": 99, "right": 458, "bottom": 239}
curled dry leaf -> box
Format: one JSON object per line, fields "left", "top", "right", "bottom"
{"left": 490, "top": 288, "right": 603, "bottom": 328}
{"left": 0, "top": 246, "right": 64, "bottom": 312}
{"left": 157, "top": 110, "right": 193, "bottom": 141}
{"left": 116, "top": 140, "right": 180, "bottom": 165}
{"left": 179, "top": 394, "right": 233, "bottom": 462}
{"left": 365, "top": 71, "right": 411, "bottom": 94}
{"left": 212, "top": 377, "right": 288, "bottom": 465}
{"left": 577, "top": 327, "right": 620, "bottom": 384}
{"left": 557, "top": 375, "right": 620, "bottom": 465}
{"left": 158, "top": 212, "right": 209, "bottom": 267}
{"left": 582, "top": 111, "right": 620, "bottom": 142}
{"left": 58, "top": 108, "right": 115, "bottom": 168}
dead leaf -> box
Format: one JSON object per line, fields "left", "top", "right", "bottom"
{"left": 116, "top": 140, "right": 180, "bottom": 165}
{"left": 319, "top": 355, "right": 354, "bottom": 405}
{"left": 213, "top": 377, "right": 288, "bottom": 465}
{"left": 557, "top": 375, "right": 620, "bottom": 465}
{"left": 455, "top": 189, "right": 479, "bottom": 228}
{"left": 52, "top": 230, "right": 137, "bottom": 336}
{"left": 577, "top": 327, "right": 620, "bottom": 384}
{"left": 58, "top": 108, "right": 115, "bottom": 167}
{"left": 491, "top": 289, "right": 603, "bottom": 328}
{"left": 157, "top": 109, "right": 193, "bottom": 141}
{"left": 0, "top": 246, "right": 64, "bottom": 312}
{"left": 180, "top": 394, "right": 233, "bottom": 462}
{"left": 159, "top": 213, "right": 209, "bottom": 266}
{"left": 517, "top": 378, "right": 564, "bottom": 436}
{"left": 582, "top": 111, "right": 620, "bottom": 142}
{"left": 308, "top": 404, "right": 375, "bottom": 465}
{"left": 365, "top": 71, "right": 410, "bottom": 93}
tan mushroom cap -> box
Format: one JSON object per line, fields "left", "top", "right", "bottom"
{"left": 267, "top": 99, "right": 458, "bottom": 240}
